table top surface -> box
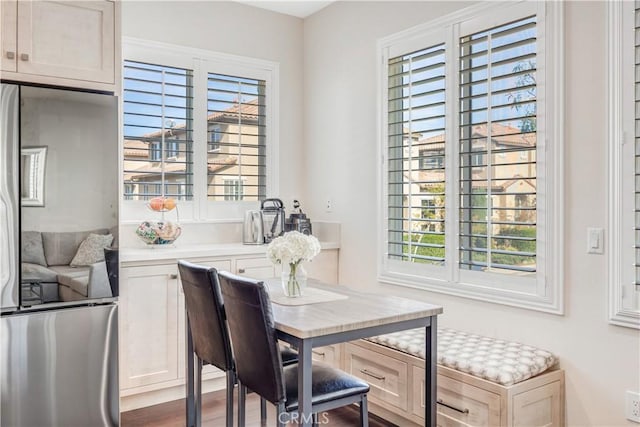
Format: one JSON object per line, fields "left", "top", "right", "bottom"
{"left": 266, "top": 279, "right": 443, "bottom": 339}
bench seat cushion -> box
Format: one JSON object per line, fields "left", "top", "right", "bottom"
{"left": 365, "top": 328, "right": 557, "bottom": 386}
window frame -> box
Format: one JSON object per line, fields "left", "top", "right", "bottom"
{"left": 377, "top": 1, "right": 564, "bottom": 314}
{"left": 121, "top": 38, "right": 279, "bottom": 222}
{"left": 608, "top": 0, "right": 640, "bottom": 328}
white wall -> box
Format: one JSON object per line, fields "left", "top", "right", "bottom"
{"left": 121, "top": 0, "right": 305, "bottom": 212}
{"left": 21, "top": 90, "right": 118, "bottom": 232}
{"left": 304, "top": 1, "right": 639, "bottom": 426}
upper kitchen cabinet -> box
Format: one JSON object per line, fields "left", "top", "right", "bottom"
{"left": 1, "top": 1, "right": 120, "bottom": 93}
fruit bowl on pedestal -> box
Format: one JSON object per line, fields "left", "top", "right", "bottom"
{"left": 136, "top": 197, "right": 181, "bottom": 246}
{"left": 136, "top": 220, "right": 182, "bottom": 245}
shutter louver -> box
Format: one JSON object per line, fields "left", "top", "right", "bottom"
{"left": 207, "top": 73, "right": 266, "bottom": 201}
{"left": 123, "top": 61, "right": 194, "bottom": 200}
{"left": 458, "top": 16, "right": 537, "bottom": 275}
{"left": 387, "top": 44, "right": 447, "bottom": 265}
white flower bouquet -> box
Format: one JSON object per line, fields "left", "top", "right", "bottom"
{"left": 266, "top": 231, "right": 321, "bottom": 297}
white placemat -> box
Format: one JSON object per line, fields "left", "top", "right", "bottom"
{"left": 267, "top": 285, "right": 348, "bottom": 306}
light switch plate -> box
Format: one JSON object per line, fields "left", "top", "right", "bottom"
{"left": 587, "top": 227, "right": 604, "bottom": 254}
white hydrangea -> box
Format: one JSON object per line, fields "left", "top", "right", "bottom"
{"left": 266, "top": 231, "right": 321, "bottom": 265}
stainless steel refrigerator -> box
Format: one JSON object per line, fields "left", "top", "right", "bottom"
{"left": 1, "top": 83, "right": 119, "bottom": 426}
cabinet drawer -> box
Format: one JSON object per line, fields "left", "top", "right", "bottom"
{"left": 412, "top": 366, "right": 501, "bottom": 426}
{"left": 236, "top": 257, "right": 275, "bottom": 279}
{"left": 312, "top": 344, "right": 341, "bottom": 368}
{"left": 344, "top": 343, "right": 408, "bottom": 411}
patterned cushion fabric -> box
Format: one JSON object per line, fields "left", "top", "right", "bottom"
{"left": 69, "top": 234, "right": 114, "bottom": 267}
{"left": 366, "top": 328, "right": 558, "bottom": 386}
{"left": 21, "top": 231, "right": 47, "bottom": 266}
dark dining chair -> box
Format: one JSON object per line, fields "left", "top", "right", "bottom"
{"left": 217, "top": 271, "right": 370, "bottom": 427}
{"left": 177, "top": 261, "right": 298, "bottom": 427}
{"left": 103, "top": 247, "right": 118, "bottom": 297}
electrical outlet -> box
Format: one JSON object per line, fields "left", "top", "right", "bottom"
{"left": 325, "top": 198, "right": 333, "bottom": 213}
{"left": 626, "top": 391, "right": 640, "bottom": 423}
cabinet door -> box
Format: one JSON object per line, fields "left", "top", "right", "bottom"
{"left": 236, "top": 257, "right": 276, "bottom": 279}
{"left": 16, "top": 0, "right": 115, "bottom": 83}
{"left": 1, "top": 1, "right": 17, "bottom": 72}
{"left": 120, "top": 264, "right": 181, "bottom": 391}
{"left": 306, "top": 249, "right": 339, "bottom": 284}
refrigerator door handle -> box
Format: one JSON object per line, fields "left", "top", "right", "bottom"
{"left": 1, "top": 84, "right": 20, "bottom": 311}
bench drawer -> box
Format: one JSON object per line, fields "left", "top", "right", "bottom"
{"left": 312, "top": 344, "right": 341, "bottom": 368}
{"left": 344, "top": 343, "right": 408, "bottom": 411}
{"left": 412, "top": 366, "right": 501, "bottom": 426}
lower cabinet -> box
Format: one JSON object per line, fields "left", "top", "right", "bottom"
{"left": 119, "top": 263, "right": 182, "bottom": 392}
{"left": 119, "top": 249, "right": 339, "bottom": 410}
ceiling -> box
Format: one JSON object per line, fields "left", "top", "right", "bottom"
{"left": 234, "top": 1, "right": 335, "bottom": 18}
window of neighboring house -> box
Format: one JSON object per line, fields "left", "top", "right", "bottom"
{"left": 122, "top": 40, "right": 278, "bottom": 220}
{"left": 124, "top": 183, "right": 135, "bottom": 201}
{"left": 380, "top": 1, "right": 563, "bottom": 313}
{"left": 123, "top": 60, "right": 194, "bottom": 201}
{"left": 608, "top": 0, "right": 640, "bottom": 328}
{"left": 207, "top": 73, "right": 266, "bottom": 201}
{"left": 224, "top": 179, "right": 244, "bottom": 201}
{"left": 208, "top": 124, "right": 222, "bottom": 153}
{"left": 419, "top": 149, "right": 445, "bottom": 170}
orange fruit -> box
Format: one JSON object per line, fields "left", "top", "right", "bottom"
{"left": 163, "top": 198, "right": 176, "bottom": 211}
{"left": 149, "top": 197, "right": 165, "bottom": 211}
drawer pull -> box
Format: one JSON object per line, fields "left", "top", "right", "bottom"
{"left": 312, "top": 350, "right": 325, "bottom": 357}
{"left": 437, "top": 399, "right": 469, "bottom": 414}
{"left": 360, "top": 369, "right": 385, "bottom": 381}
{"left": 238, "top": 268, "right": 246, "bottom": 274}
{"left": 6, "top": 51, "right": 15, "bottom": 59}
{"left": 169, "top": 274, "right": 178, "bottom": 280}
{"left": 20, "top": 53, "right": 29, "bottom": 61}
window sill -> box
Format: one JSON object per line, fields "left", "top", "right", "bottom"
{"left": 378, "top": 271, "right": 564, "bottom": 315}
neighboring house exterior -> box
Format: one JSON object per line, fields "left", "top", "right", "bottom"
{"left": 402, "top": 122, "right": 536, "bottom": 234}
{"left": 123, "top": 99, "right": 264, "bottom": 201}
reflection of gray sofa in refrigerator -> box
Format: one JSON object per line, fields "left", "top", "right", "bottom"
{"left": 21, "top": 229, "right": 117, "bottom": 302}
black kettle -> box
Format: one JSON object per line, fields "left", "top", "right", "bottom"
{"left": 261, "top": 198, "right": 285, "bottom": 243}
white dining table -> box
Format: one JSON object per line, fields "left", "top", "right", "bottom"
{"left": 269, "top": 280, "right": 443, "bottom": 427}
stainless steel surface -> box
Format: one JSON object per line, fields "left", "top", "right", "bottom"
{"left": 6, "top": 51, "right": 15, "bottom": 59}
{"left": 1, "top": 304, "right": 119, "bottom": 426}
{"left": 1, "top": 84, "right": 19, "bottom": 312}
{"left": 1, "top": 84, "right": 121, "bottom": 425}
{"left": 260, "top": 198, "right": 284, "bottom": 243}
{"left": 243, "top": 209, "right": 264, "bottom": 245}
{"left": 20, "top": 53, "right": 29, "bottom": 61}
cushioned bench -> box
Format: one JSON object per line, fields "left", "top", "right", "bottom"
{"left": 365, "top": 327, "right": 558, "bottom": 386}
{"left": 342, "top": 328, "right": 565, "bottom": 426}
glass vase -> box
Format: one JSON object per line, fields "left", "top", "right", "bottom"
{"left": 281, "top": 262, "right": 307, "bottom": 297}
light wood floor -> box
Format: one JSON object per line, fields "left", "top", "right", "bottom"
{"left": 121, "top": 389, "right": 396, "bottom": 427}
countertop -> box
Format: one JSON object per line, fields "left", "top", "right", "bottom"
{"left": 120, "top": 241, "right": 340, "bottom": 264}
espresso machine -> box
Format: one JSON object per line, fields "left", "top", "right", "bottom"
{"left": 285, "top": 200, "right": 312, "bottom": 235}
